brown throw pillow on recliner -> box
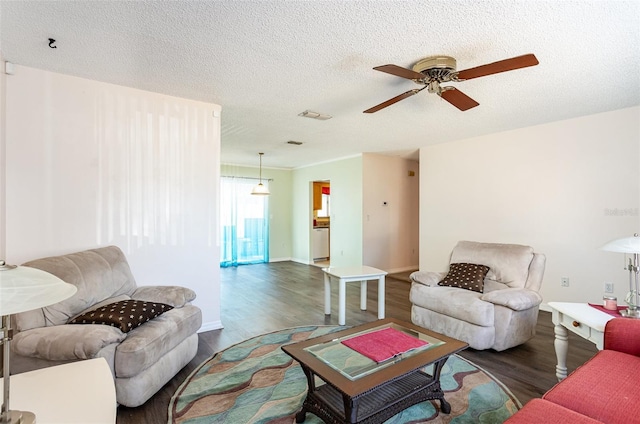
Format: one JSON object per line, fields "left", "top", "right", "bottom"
{"left": 438, "top": 263, "right": 490, "bottom": 293}
{"left": 69, "top": 299, "right": 173, "bottom": 333}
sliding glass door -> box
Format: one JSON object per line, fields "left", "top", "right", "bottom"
{"left": 220, "top": 177, "right": 269, "bottom": 267}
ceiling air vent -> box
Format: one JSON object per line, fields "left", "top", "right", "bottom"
{"left": 298, "top": 110, "right": 332, "bottom": 120}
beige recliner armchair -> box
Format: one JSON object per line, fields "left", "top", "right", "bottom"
{"left": 410, "top": 241, "right": 545, "bottom": 351}
{"left": 10, "top": 246, "right": 202, "bottom": 407}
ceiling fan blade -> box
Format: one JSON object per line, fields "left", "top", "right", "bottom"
{"left": 455, "top": 54, "right": 539, "bottom": 81}
{"left": 363, "top": 89, "right": 421, "bottom": 113}
{"left": 373, "top": 64, "right": 426, "bottom": 80}
{"left": 440, "top": 88, "right": 479, "bottom": 111}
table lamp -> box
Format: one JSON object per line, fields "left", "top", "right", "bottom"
{"left": 601, "top": 233, "right": 640, "bottom": 318}
{"left": 0, "top": 260, "right": 77, "bottom": 424}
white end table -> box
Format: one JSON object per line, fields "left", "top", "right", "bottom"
{"left": 322, "top": 265, "right": 387, "bottom": 325}
{"left": 547, "top": 301, "right": 614, "bottom": 381}
{"left": 0, "top": 358, "right": 117, "bottom": 423}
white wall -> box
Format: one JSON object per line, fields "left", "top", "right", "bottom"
{"left": 220, "top": 163, "right": 293, "bottom": 261}
{"left": 4, "top": 65, "right": 222, "bottom": 331}
{"left": 0, "top": 54, "right": 6, "bottom": 261}
{"left": 292, "top": 156, "right": 363, "bottom": 267}
{"left": 290, "top": 154, "right": 419, "bottom": 271}
{"left": 363, "top": 153, "right": 419, "bottom": 272}
{"left": 419, "top": 106, "right": 640, "bottom": 309}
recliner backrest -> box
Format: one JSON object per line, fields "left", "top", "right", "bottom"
{"left": 15, "top": 246, "right": 137, "bottom": 330}
{"left": 450, "top": 241, "right": 537, "bottom": 290}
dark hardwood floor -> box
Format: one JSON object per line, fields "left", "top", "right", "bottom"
{"left": 117, "top": 261, "right": 598, "bottom": 423}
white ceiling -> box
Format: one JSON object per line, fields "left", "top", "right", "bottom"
{"left": 1, "top": 1, "right": 639, "bottom": 169}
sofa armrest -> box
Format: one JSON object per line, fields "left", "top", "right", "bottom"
{"left": 604, "top": 318, "right": 640, "bottom": 356}
{"left": 410, "top": 271, "right": 445, "bottom": 287}
{"left": 131, "top": 285, "right": 196, "bottom": 308}
{"left": 12, "top": 325, "right": 125, "bottom": 361}
{"left": 481, "top": 288, "right": 542, "bottom": 311}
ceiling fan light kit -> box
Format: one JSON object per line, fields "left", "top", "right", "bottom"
{"left": 364, "top": 53, "right": 539, "bottom": 113}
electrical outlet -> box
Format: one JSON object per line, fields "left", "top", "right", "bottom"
{"left": 604, "top": 282, "right": 614, "bottom": 293}
{"left": 561, "top": 277, "right": 570, "bottom": 287}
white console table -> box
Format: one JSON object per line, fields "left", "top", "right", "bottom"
{"left": 1, "top": 358, "right": 117, "bottom": 424}
{"left": 322, "top": 265, "right": 387, "bottom": 325}
{"left": 547, "top": 302, "right": 614, "bottom": 381}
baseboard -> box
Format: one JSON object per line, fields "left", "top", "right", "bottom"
{"left": 275, "top": 260, "right": 419, "bottom": 272}
{"left": 385, "top": 265, "right": 419, "bottom": 274}
{"left": 269, "top": 257, "right": 291, "bottom": 262}
{"left": 267, "top": 257, "right": 314, "bottom": 265}
{"left": 290, "top": 257, "right": 312, "bottom": 265}
{"left": 198, "top": 320, "right": 223, "bottom": 333}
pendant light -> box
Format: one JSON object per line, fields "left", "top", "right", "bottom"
{"left": 251, "top": 152, "right": 270, "bottom": 195}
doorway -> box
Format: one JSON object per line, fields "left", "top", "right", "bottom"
{"left": 220, "top": 176, "right": 269, "bottom": 267}
{"left": 311, "top": 180, "right": 330, "bottom": 267}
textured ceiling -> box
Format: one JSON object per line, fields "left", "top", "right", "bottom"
{"left": 1, "top": 1, "right": 639, "bottom": 169}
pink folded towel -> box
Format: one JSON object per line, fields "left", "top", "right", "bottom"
{"left": 341, "top": 327, "right": 428, "bottom": 363}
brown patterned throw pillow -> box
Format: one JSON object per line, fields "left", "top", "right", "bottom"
{"left": 438, "top": 263, "right": 490, "bottom": 293}
{"left": 69, "top": 300, "right": 173, "bottom": 333}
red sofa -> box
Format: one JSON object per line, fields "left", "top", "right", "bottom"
{"left": 506, "top": 318, "right": 640, "bottom": 423}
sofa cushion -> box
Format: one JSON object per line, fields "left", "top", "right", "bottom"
{"left": 411, "top": 305, "right": 495, "bottom": 350}
{"left": 505, "top": 399, "right": 603, "bottom": 423}
{"left": 20, "top": 246, "right": 137, "bottom": 327}
{"left": 131, "top": 285, "right": 197, "bottom": 308}
{"left": 114, "top": 304, "right": 202, "bottom": 378}
{"left": 410, "top": 271, "right": 446, "bottom": 287}
{"left": 481, "top": 288, "right": 542, "bottom": 311}
{"left": 450, "top": 241, "right": 534, "bottom": 288}
{"left": 410, "top": 284, "right": 494, "bottom": 326}
{"left": 604, "top": 318, "right": 640, "bottom": 356}
{"left": 11, "top": 324, "right": 126, "bottom": 361}
{"left": 438, "top": 263, "right": 489, "bottom": 292}
{"left": 543, "top": 349, "right": 640, "bottom": 423}
{"left": 69, "top": 300, "right": 173, "bottom": 333}
{"left": 69, "top": 294, "right": 131, "bottom": 321}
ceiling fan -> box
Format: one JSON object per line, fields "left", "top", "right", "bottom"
{"left": 363, "top": 54, "right": 539, "bottom": 113}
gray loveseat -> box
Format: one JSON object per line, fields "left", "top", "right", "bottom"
{"left": 410, "top": 241, "right": 545, "bottom": 351}
{"left": 10, "top": 246, "right": 202, "bottom": 407}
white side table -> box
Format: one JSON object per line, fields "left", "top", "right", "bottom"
{"left": 1, "top": 358, "right": 117, "bottom": 423}
{"left": 322, "top": 265, "right": 387, "bottom": 325}
{"left": 547, "top": 301, "right": 614, "bottom": 381}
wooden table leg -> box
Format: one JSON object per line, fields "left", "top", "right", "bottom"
{"left": 295, "top": 366, "right": 317, "bottom": 423}
{"left": 343, "top": 393, "right": 358, "bottom": 424}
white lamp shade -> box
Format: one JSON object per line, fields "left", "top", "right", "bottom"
{"left": 600, "top": 234, "right": 640, "bottom": 254}
{"left": 251, "top": 183, "right": 270, "bottom": 195}
{"left": 0, "top": 266, "right": 77, "bottom": 315}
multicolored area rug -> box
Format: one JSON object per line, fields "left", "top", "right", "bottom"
{"left": 168, "top": 326, "right": 521, "bottom": 423}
